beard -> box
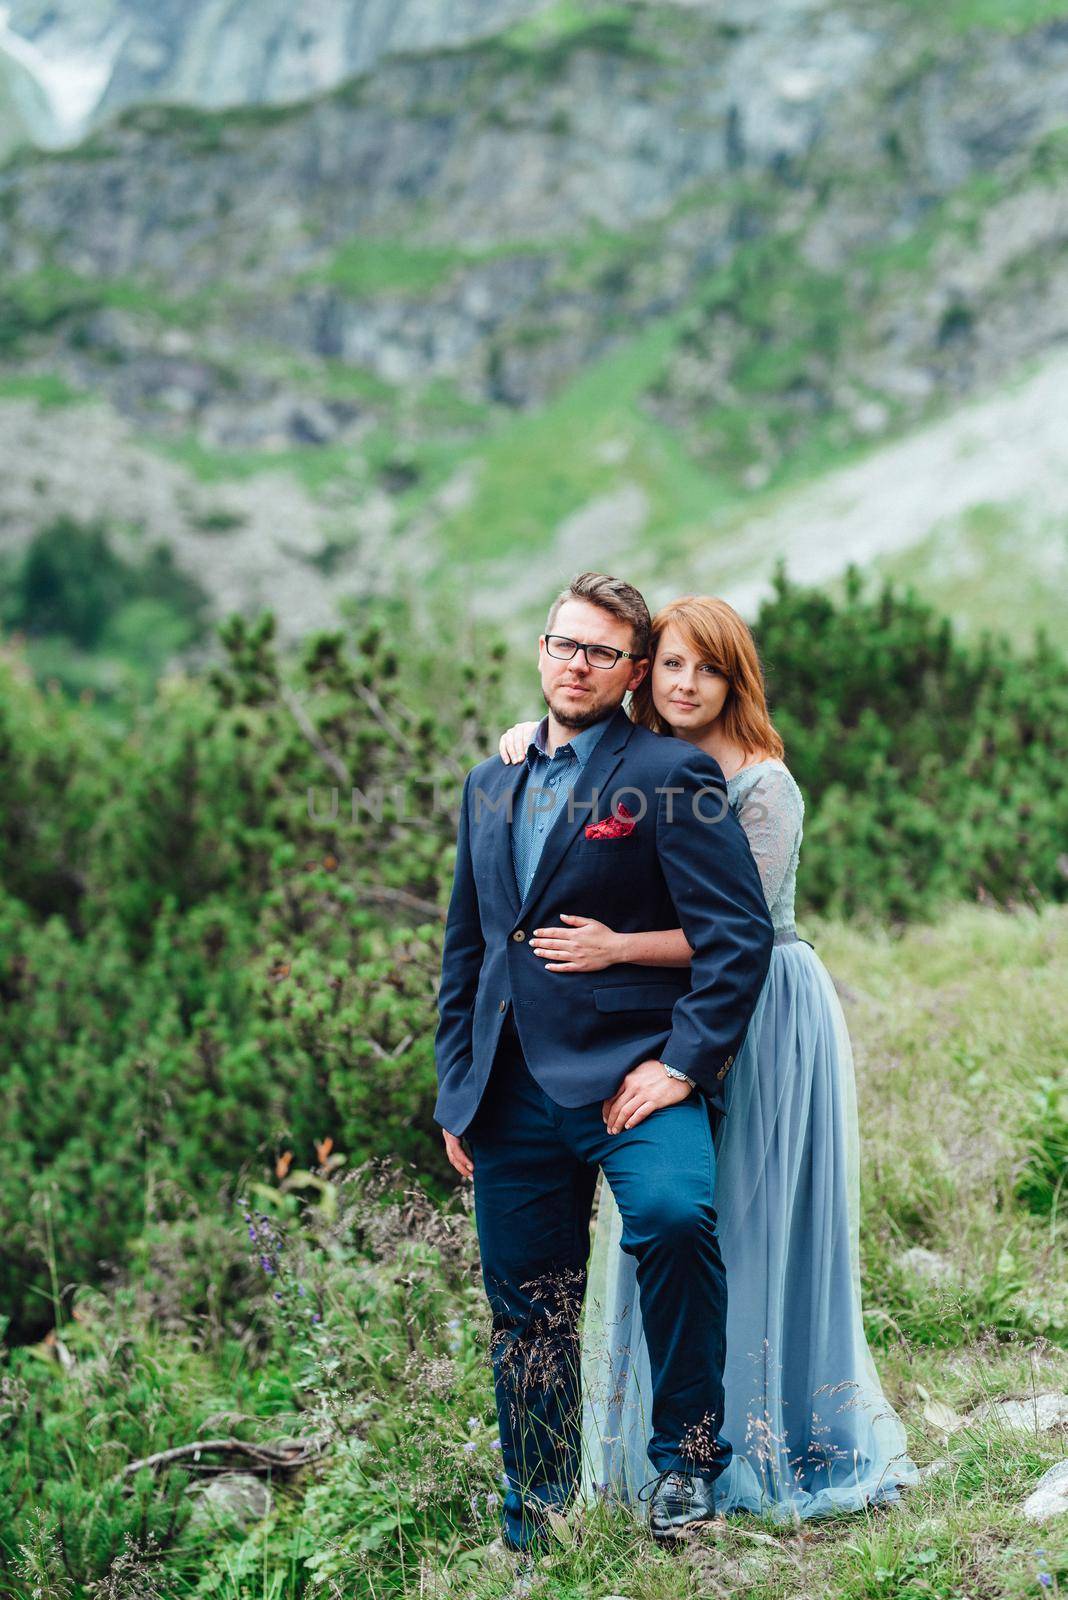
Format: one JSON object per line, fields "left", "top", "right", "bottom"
{"left": 543, "top": 684, "right": 622, "bottom": 730}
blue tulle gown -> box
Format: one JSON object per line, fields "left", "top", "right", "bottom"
{"left": 579, "top": 759, "right": 918, "bottom": 1521}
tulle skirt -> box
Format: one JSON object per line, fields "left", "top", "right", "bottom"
{"left": 579, "top": 938, "right": 918, "bottom": 1521}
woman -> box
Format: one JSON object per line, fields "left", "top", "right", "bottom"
{"left": 497, "top": 596, "right": 917, "bottom": 1522}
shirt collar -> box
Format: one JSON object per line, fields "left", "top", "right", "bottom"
{"left": 525, "top": 711, "right": 614, "bottom": 771}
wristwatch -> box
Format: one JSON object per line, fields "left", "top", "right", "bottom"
{"left": 662, "top": 1062, "right": 696, "bottom": 1088}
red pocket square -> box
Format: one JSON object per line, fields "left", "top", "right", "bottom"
{"left": 585, "top": 803, "right": 637, "bottom": 840}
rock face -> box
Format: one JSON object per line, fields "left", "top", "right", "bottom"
{"left": 2, "top": 3, "right": 1067, "bottom": 424}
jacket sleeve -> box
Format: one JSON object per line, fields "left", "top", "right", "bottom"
{"left": 433, "top": 770, "right": 486, "bottom": 1124}
{"left": 655, "top": 749, "right": 774, "bottom": 1099}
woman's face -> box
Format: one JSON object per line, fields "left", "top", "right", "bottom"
{"left": 651, "top": 623, "right": 730, "bottom": 738}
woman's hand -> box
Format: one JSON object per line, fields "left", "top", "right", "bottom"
{"left": 530, "top": 914, "right": 624, "bottom": 973}
{"left": 499, "top": 721, "right": 540, "bottom": 764}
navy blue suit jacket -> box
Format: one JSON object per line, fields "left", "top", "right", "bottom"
{"left": 434, "top": 705, "right": 774, "bottom": 1136}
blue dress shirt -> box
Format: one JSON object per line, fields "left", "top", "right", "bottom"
{"left": 510, "top": 713, "right": 613, "bottom": 901}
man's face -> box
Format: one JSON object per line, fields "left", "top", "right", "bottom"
{"left": 538, "top": 598, "right": 649, "bottom": 730}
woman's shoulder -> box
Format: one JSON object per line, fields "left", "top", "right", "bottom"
{"left": 729, "top": 757, "right": 804, "bottom": 814}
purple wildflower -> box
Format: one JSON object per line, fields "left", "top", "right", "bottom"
{"left": 260, "top": 1255, "right": 273, "bottom": 1274}
{"left": 462, "top": 1440, "right": 478, "bottom": 1454}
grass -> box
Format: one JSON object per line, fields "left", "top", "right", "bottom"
{"left": 305, "top": 236, "right": 553, "bottom": 300}
{"left": 894, "top": 0, "right": 1068, "bottom": 33}
{"left": 2, "top": 904, "right": 1066, "bottom": 1596}
{"left": 0, "top": 372, "right": 85, "bottom": 406}
{"left": 432, "top": 311, "right": 730, "bottom": 565}
{"left": 0, "top": 264, "right": 223, "bottom": 350}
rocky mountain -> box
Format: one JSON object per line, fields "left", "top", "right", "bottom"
{"left": 1, "top": 0, "right": 1066, "bottom": 673}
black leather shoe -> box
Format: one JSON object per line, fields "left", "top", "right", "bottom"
{"left": 639, "top": 1468, "right": 721, "bottom": 1542}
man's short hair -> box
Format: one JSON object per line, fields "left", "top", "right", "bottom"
{"left": 546, "top": 572, "right": 651, "bottom": 659}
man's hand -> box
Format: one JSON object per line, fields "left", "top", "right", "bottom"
{"left": 602, "top": 1060, "right": 693, "bottom": 1134}
{"left": 443, "top": 1129, "right": 474, "bottom": 1180}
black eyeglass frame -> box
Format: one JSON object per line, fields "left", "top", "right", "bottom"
{"left": 543, "top": 633, "right": 643, "bottom": 670}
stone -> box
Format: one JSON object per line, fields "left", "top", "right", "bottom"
{"left": 187, "top": 1472, "right": 272, "bottom": 1531}
{"left": 898, "top": 1247, "right": 957, "bottom": 1285}
{"left": 1022, "top": 1460, "right": 1068, "bottom": 1523}
{"left": 967, "top": 1394, "right": 1068, "bottom": 1434}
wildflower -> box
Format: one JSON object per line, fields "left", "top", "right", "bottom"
{"left": 462, "top": 1440, "right": 478, "bottom": 1454}
{"left": 466, "top": 1415, "right": 479, "bottom": 1432}
{"left": 260, "top": 1255, "right": 274, "bottom": 1274}
{"left": 486, "top": 1492, "right": 500, "bottom": 1514}
{"left": 1039, "top": 1576, "right": 1052, "bottom": 1590}
{"left": 490, "top": 1439, "right": 502, "bottom": 1451}
{"left": 273, "top": 1290, "right": 283, "bottom": 1302}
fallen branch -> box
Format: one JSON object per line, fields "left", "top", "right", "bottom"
{"left": 122, "top": 1434, "right": 327, "bottom": 1478}
{"left": 360, "top": 884, "right": 445, "bottom": 921}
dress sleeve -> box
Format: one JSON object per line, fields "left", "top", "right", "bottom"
{"left": 733, "top": 767, "right": 804, "bottom": 911}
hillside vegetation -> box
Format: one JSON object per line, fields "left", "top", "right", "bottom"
{"left": 1, "top": 571, "right": 1065, "bottom": 1342}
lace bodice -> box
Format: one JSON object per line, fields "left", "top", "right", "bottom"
{"left": 727, "top": 758, "right": 803, "bottom": 932}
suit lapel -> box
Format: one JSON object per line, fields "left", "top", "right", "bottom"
{"left": 485, "top": 759, "right": 526, "bottom": 916}
{"left": 516, "top": 706, "right": 636, "bottom": 924}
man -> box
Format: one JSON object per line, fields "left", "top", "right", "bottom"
{"left": 435, "top": 572, "right": 773, "bottom": 1551}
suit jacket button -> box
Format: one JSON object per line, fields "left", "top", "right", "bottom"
{"left": 499, "top": 999, "right": 507, "bottom": 1012}
{"left": 512, "top": 930, "right": 526, "bottom": 942}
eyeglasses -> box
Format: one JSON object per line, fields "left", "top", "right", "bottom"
{"left": 544, "top": 634, "right": 640, "bottom": 670}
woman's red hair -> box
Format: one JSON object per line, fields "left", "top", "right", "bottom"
{"left": 629, "top": 596, "right": 784, "bottom": 759}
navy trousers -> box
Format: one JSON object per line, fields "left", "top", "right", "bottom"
{"left": 466, "top": 1012, "right": 731, "bottom": 1549}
